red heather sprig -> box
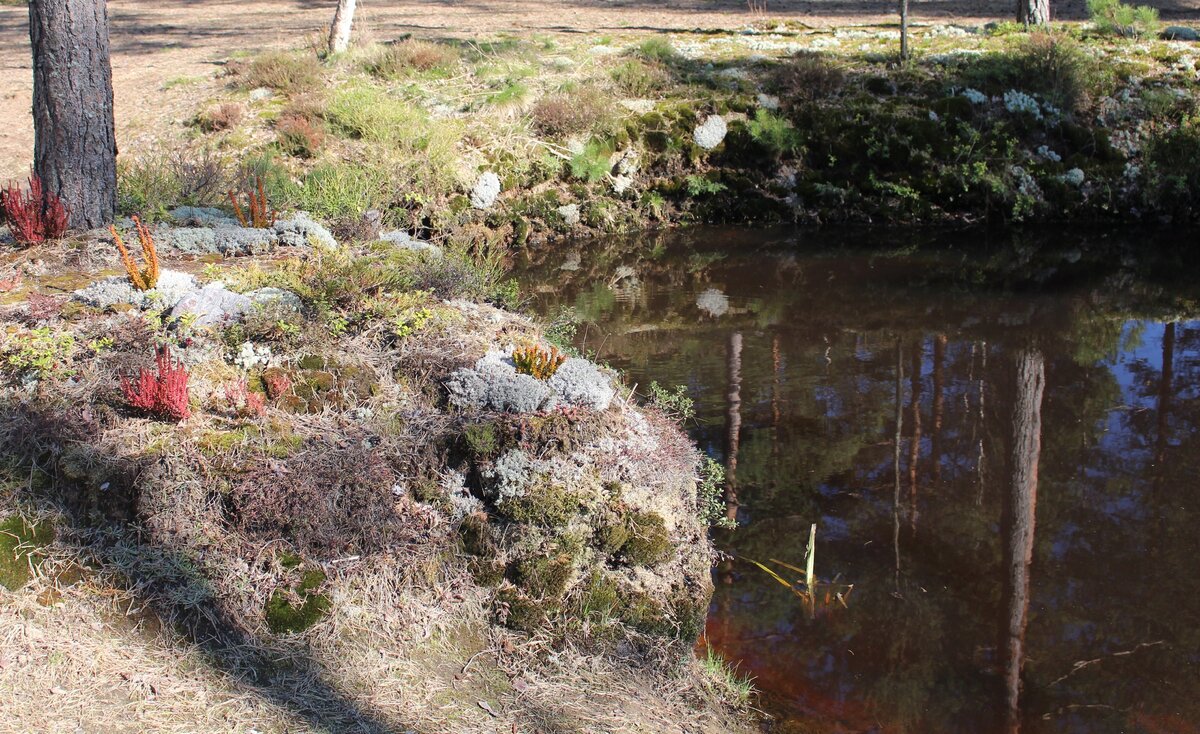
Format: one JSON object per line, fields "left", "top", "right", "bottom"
{"left": 1, "top": 173, "right": 69, "bottom": 246}
{"left": 122, "top": 346, "right": 191, "bottom": 422}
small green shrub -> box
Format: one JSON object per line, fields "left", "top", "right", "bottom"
{"left": 646, "top": 381, "right": 695, "bottom": 421}
{"left": 569, "top": 141, "right": 613, "bottom": 182}
{"left": 1088, "top": 0, "right": 1160, "bottom": 37}
{"left": 4, "top": 327, "right": 75, "bottom": 378}
{"left": 463, "top": 422, "right": 500, "bottom": 460}
{"left": 635, "top": 38, "right": 678, "bottom": 63}
{"left": 234, "top": 51, "right": 324, "bottom": 94}
{"left": 697, "top": 456, "right": 736, "bottom": 529}
{"left": 747, "top": 109, "right": 803, "bottom": 159}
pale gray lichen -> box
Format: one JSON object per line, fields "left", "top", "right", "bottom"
{"left": 445, "top": 351, "right": 556, "bottom": 413}
{"left": 379, "top": 230, "right": 444, "bottom": 257}
{"left": 446, "top": 349, "right": 618, "bottom": 413}
{"left": 247, "top": 287, "right": 303, "bottom": 311}
{"left": 557, "top": 204, "right": 581, "bottom": 226}
{"left": 695, "top": 288, "right": 729, "bottom": 317}
{"left": 470, "top": 172, "right": 502, "bottom": 209}
{"left": 441, "top": 470, "right": 484, "bottom": 519}
{"left": 693, "top": 115, "right": 728, "bottom": 150}
{"left": 168, "top": 206, "right": 237, "bottom": 227}
{"left": 547, "top": 358, "right": 616, "bottom": 411}
{"left": 274, "top": 212, "right": 337, "bottom": 249}
{"left": 73, "top": 269, "right": 197, "bottom": 310}
{"left": 171, "top": 282, "right": 253, "bottom": 326}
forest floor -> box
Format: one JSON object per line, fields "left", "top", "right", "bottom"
{"left": 2, "top": 0, "right": 1200, "bottom": 181}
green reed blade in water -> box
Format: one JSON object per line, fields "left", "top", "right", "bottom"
{"left": 805, "top": 523, "right": 816, "bottom": 593}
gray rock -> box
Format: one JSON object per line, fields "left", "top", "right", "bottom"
{"left": 168, "top": 206, "right": 238, "bottom": 227}
{"left": 696, "top": 288, "right": 729, "bottom": 317}
{"left": 247, "top": 287, "right": 303, "bottom": 310}
{"left": 693, "top": 115, "right": 728, "bottom": 150}
{"left": 469, "top": 172, "right": 501, "bottom": 210}
{"left": 274, "top": 211, "right": 336, "bottom": 249}
{"left": 379, "top": 230, "right": 443, "bottom": 257}
{"left": 1162, "top": 25, "right": 1200, "bottom": 41}
{"left": 248, "top": 87, "right": 274, "bottom": 102}
{"left": 170, "top": 283, "right": 253, "bottom": 327}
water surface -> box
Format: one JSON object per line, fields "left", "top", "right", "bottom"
{"left": 516, "top": 227, "right": 1200, "bottom": 734}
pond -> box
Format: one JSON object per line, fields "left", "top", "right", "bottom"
{"left": 514, "top": 227, "right": 1200, "bottom": 734}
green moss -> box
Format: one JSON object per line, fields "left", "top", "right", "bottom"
{"left": 459, "top": 513, "right": 498, "bottom": 557}
{"left": 595, "top": 517, "right": 631, "bottom": 555}
{"left": 0, "top": 515, "right": 54, "bottom": 590}
{"left": 496, "top": 587, "right": 549, "bottom": 633}
{"left": 496, "top": 481, "right": 579, "bottom": 527}
{"left": 265, "top": 567, "right": 331, "bottom": 634}
{"left": 463, "top": 422, "right": 500, "bottom": 461}
{"left": 577, "top": 571, "right": 620, "bottom": 619}
{"left": 621, "top": 511, "right": 673, "bottom": 566}
{"left": 513, "top": 554, "right": 573, "bottom": 599}
{"left": 278, "top": 550, "right": 303, "bottom": 569}
{"left": 468, "top": 558, "right": 507, "bottom": 586}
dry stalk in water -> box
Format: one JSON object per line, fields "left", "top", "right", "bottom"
{"left": 111, "top": 215, "right": 160, "bottom": 291}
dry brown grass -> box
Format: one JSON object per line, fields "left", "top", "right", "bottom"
{"left": 364, "top": 39, "right": 460, "bottom": 79}
{"left": 195, "top": 102, "right": 244, "bottom": 133}
{"left": 531, "top": 88, "right": 614, "bottom": 138}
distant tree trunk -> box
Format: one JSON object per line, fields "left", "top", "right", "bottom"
{"left": 29, "top": 0, "right": 117, "bottom": 229}
{"left": 1018, "top": 0, "right": 1050, "bottom": 26}
{"left": 329, "top": 0, "right": 357, "bottom": 54}
{"left": 1001, "top": 347, "right": 1045, "bottom": 734}
{"left": 899, "top": 0, "right": 910, "bottom": 59}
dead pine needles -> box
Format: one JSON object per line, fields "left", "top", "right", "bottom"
{"left": 111, "top": 215, "right": 160, "bottom": 291}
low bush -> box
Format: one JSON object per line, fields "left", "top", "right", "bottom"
{"left": 117, "top": 151, "right": 228, "bottom": 219}
{"left": 1088, "top": 0, "right": 1160, "bottom": 37}
{"left": 532, "top": 89, "right": 613, "bottom": 138}
{"left": 770, "top": 51, "right": 846, "bottom": 107}
{"left": 610, "top": 59, "right": 671, "bottom": 96}
{"left": 195, "top": 102, "right": 244, "bottom": 133}
{"left": 747, "top": 109, "right": 803, "bottom": 159}
{"left": 232, "top": 50, "right": 324, "bottom": 94}
{"left": 364, "top": 39, "right": 459, "bottom": 78}
{"left": 1, "top": 174, "right": 68, "bottom": 245}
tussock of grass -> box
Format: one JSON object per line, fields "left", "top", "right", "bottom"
{"left": 232, "top": 50, "right": 324, "bottom": 94}
{"left": 364, "top": 39, "right": 460, "bottom": 79}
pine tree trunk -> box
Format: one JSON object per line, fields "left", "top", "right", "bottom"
{"left": 1018, "top": 0, "right": 1050, "bottom": 26}
{"left": 329, "top": 0, "right": 357, "bottom": 54}
{"left": 29, "top": 0, "right": 117, "bottom": 230}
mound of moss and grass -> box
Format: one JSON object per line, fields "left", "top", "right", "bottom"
{"left": 0, "top": 213, "right": 755, "bottom": 734}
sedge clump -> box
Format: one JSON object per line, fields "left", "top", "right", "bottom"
{"left": 512, "top": 343, "right": 565, "bottom": 380}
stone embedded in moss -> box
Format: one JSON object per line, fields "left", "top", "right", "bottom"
{"left": 458, "top": 512, "right": 498, "bottom": 557}
{"left": 0, "top": 515, "right": 54, "bottom": 590}
{"left": 513, "top": 554, "right": 573, "bottom": 600}
{"left": 621, "top": 511, "right": 673, "bottom": 566}
{"left": 265, "top": 567, "right": 331, "bottom": 634}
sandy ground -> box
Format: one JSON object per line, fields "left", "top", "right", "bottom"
{"left": 1, "top": 0, "right": 1199, "bottom": 181}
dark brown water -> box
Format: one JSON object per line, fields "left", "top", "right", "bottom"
{"left": 515, "top": 227, "right": 1200, "bottom": 734}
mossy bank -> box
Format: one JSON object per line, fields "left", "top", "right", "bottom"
{"left": 0, "top": 219, "right": 755, "bottom": 733}
{"left": 112, "top": 18, "right": 1200, "bottom": 253}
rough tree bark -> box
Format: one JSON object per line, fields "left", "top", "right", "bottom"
{"left": 329, "top": 0, "right": 358, "bottom": 55}
{"left": 1001, "top": 347, "right": 1045, "bottom": 734}
{"left": 29, "top": 0, "right": 117, "bottom": 229}
{"left": 1018, "top": 0, "right": 1050, "bottom": 26}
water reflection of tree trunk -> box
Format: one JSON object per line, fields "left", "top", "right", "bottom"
{"left": 909, "top": 339, "right": 922, "bottom": 532}
{"left": 725, "top": 331, "right": 743, "bottom": 525}
{"left": 977, "top": 341, "right": 988, "bottom": 505}
{"left": 1152, "top": 323, "right": 1175, "bottom": 548}
{"left": 932, "top": 334, "right": 946, "bottom": 484}
{"left": 1001, "top": 347, "right": 1045, "bottom": 734}
{"left": 894, "top": 339, "right": 904, "bottom": 589}
{"left": 771, "top": 334, "right": 782, "bottom": 467}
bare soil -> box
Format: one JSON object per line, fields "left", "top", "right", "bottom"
{"left": 2, "top": 0, "right": 1199, "bottom": 182}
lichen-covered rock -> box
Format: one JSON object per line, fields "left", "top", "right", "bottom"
{"left": 274, "top": 212, "right": 337, "bottom": 249}
{"left": 212, "top": 226, "right": 278, "bottom": 256}
{"left": 470, "top": 172, "right": 502, "bottom": 210}
{"left": 693, "top": 114, "right": 728, "bottom": 150}
{"left": 247, "top": 287, "right": 303, "bottom": 311}
{"left": 171, "top": 283, "right": 253, "bottom": 327}
{"left": 557, "top": 204, "right": 581, "bottom": 226}
{"left": 547, "top": 358, "right": 616, "bottom": 410}
{"left": 73, "top": 269, "right": 197, "bottom": 310}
